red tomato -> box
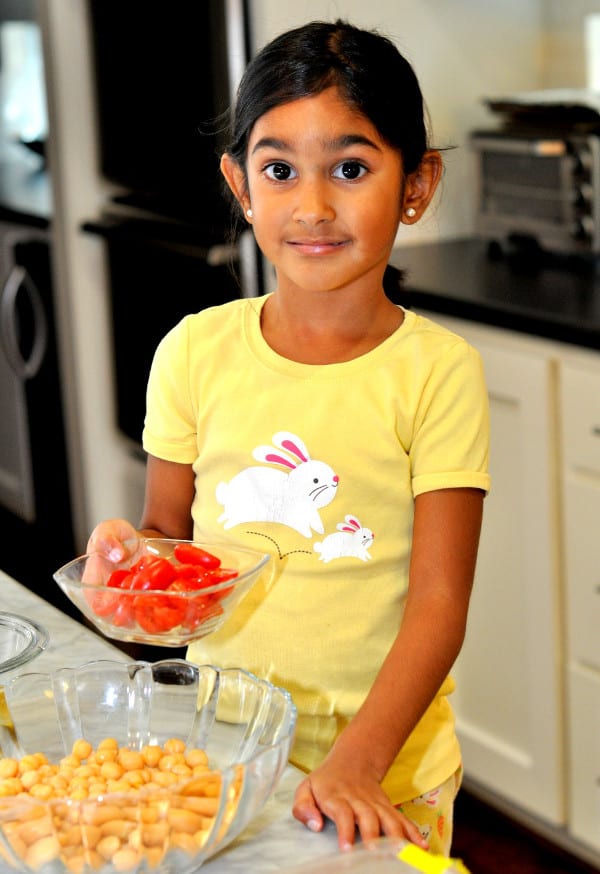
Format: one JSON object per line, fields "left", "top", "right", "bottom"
{"left": 130, "top": 556, "right": 176, "bottom": 591}
{"left": 172, "top": 563, "right": 206, "bottom": 582}
{"left": 134, "top": 594, "right": 184, "bottom": 633}
{"left": 168, "top": 579, "right": 204, "bottom": 594}
{"left": 173, "top": 543, "right": 221, "bottom": 570}
{"left": 182, "top": 595, "right": 224, "bottom": 630}
{"left": 112, "top": 598, "right": 136, "bottom": 627}
{"left": 106, "top": 569, "right": 131, "bottom": 588}
{"left": 85, "top": 588, "right": 120, "bottom": 617}
{"left": 203, "top": 568, "right": 238, "bottom": 601}
{"left": 206, "top": 568, "right": 238, "bottom": 584}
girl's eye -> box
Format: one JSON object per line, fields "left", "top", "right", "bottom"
{"left": 333, "top": 161, "right": 367, "bottom": 180}
{"left": 264, "top": 162, "right": 296, "bottom": 181}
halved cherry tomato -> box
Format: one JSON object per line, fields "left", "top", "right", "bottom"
{"left": 106, "top": 569, "right": 131, "bottom": 588}
{"left": 88, "top": 545, "right": 239, "bottom": 633}
{"left": 112, "top": 597, "right": 136, "bottom": 627}
{"left": 134, "top": 594, "right": 184, "bottom": 633}
{"left": 173, "top": 543, "right": 221, "bottom": 570}
{"left": 183, "top": 596, "right": 224, "bottom": 630}
{"left": 130, "top": 556, "right": 176, "bottom": 591}
{"left": 173, "top": 563, "right": 206, "bottom": 581}
{"left": 85, "top": 588, "right": 121, "bottom": 617}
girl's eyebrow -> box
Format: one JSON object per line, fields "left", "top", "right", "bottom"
{"left": 251, "top": 133, "right": 382, "bottom": 155}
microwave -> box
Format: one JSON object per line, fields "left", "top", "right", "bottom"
{"left": 471, "top": 129, "right": 600, "bottom": 257}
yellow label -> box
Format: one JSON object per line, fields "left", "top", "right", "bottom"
{"left": 397, "top": 844, "right": 471, "bottom": 873}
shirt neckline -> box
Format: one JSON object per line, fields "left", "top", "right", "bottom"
{"left": 243, "top": 294, "right": 416, "bottom": 378}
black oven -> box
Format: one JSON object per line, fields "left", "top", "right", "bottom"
{"left": 83, "top": 217, "right": 260, "bottom": 448}
{"left": 83, "top": 0, "right": 260, "bottom": 448}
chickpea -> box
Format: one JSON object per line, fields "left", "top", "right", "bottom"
{"left": 100, "top": 760, "right": 123, "bottom": 781}
{"left": 141, "top": 744, "right": 162, "bottom": 768}
{"left": 112, "top": 846, "right": 140, "bottom": 872}
{"left": 0, "top": 737, "right": 235, "bottom": 871}
{"left": 117, "top": 749, "right": 145, "bottom": 772}
{"left": 185, "top": 747, "right": 209, "bottom": 768}
{"left": 163, "top": 738, "right": 185, "bottom": 756}
{"left": 71, "top": 739, "right": 93, "bottom": 761}
{"left": 25, "top": 835, "right": 61, "bottom": 869}
{"left": 0, "top": 758, "right": 18, "bottom": 779}
{"left": 29, "top": 783, "right": 53, "bottom": 801}
{"left": 96, "top": 834, "right": 120, "bottom": 860}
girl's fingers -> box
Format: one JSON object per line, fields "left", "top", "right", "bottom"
{"left": 292, "top": 779, "right": 324, "bottom": 833}
{"left": 379, "top": 806, "right": 429, "bottom": 849}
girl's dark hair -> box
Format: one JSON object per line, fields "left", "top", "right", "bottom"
{"left": 227, "top": 19, "right": 430, "bottom": 178}
{"left": 225, "top": 20, "right": 434, "bottom": 297}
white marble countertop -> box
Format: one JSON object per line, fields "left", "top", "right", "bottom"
{"left": 0, "top": 571, "right": 343, "bottom": 872}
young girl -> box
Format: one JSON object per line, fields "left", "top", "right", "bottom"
{"left": 87, "top": 20, "right": 490, "bottom": 856}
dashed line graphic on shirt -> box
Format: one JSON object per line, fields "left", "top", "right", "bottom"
{"left": 245, "top": 531, "right": 313, "bottom": 560}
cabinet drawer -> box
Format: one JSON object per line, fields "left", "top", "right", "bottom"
{"left": 567, "top": 665, "right": 600, "bottom": 853}
{"left": 564, "top": 479, "right": 600, "bottom": 671}
{"left": 561, "top": 364, "right": 600, "bottom": 473}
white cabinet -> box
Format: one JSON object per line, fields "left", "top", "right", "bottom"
{"left": 421, "top": 313, "right": 564, "bottom": 824}
{"left": 560, "top": 358, "right": 600, "bottom": 853}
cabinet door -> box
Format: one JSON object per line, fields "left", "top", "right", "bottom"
{"left": 567, "top": 664, "right": 600, "bottom": 853}
{"left": 450, "top": 336, "right": 563, "bottom": 824}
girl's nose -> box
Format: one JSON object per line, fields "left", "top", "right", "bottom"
{"left": 293, "top": 180, "right": 335, "bottom": 225}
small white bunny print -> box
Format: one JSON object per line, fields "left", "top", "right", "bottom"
{"left": 313, "top": 515, "right": 374, "bottom": 563}
{"left": 412, "top": 787, "right": 441, "bottom": 808}
{"left": 216, "top": 431, "right": 339, "bottom": 538}
{"left": 414, "top": 823, "right": 432, "bottom": 844}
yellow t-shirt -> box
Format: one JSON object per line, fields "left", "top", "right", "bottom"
{"left": 142, "top": 295, "right": 490, "bottom": 801}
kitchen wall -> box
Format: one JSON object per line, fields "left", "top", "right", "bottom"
{"left": 40, "top": 0, "right": 599, "bottom": 547}
{"left": 542, "top": 0, "right": 600, "bottom": 87}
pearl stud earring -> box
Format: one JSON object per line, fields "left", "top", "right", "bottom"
{"left": 405, "top": 207, "right": 416, "bottom": 218}
{"left": 246, "top": 208, "right": 253, "bottom": 219}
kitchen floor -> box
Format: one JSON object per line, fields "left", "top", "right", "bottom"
{"left": 452, "top": 790, "right": 598, "bottom": 874}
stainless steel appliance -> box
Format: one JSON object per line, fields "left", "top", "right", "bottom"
{"left": 472, "top": 129, "right": 600, "bottom": 257}
{"left": 0, "top": 220, "right": 76, "bottom": 605}
{"left": 472, "top": 90, "right": 600, "bottom": 259}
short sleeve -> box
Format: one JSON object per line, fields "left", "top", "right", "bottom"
{"left": 142, "top": 317, "right": 199, "bottom": 464}
{"left": 410, "top": 340, "right": 490, "bottom": 496}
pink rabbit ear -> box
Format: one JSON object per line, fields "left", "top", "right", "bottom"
{"left": 340, "top": 526, "right": 356, "bottom": 532}
{"left": 345, "top": 516, "right": 361, "bottom": 530}
{"left": 280, "top": 438, "right": 308, "bottom": 463}
{"left": 264, "top": 453, "right": 296, "bottom": 470}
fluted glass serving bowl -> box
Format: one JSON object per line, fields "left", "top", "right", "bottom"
{"left": 0, "top": 659, "right": 296, "bottom": 873}
{"left": 53, "top": 539, "right": 271, "bottom": 646}
{"left": 0, "top": 613, "right": 48, "bottom": 682}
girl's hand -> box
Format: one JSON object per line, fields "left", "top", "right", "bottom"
{"left": 86, "top": 518, "right": 140, "bottom": 563}
{"left": 292, "top": 753, "right": 428, "bottom": 851}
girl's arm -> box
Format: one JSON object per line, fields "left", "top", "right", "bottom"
{"left": 292, "top": 486, "right": 484, "bottom": 849}
{"left": 86, "top": 455, "right": 195, "bottom": 558}
{"left": 139, "top": 455, "right": 195, "bottom": 539}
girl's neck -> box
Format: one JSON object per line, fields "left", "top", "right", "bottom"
{"left": 260, "top": 287, "right": 404, "bottom": 365}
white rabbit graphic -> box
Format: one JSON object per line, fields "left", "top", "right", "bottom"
{"left": 313, "top": 515, "right": 374, "bottom": 563}
{"left": 216, "top": 431, "right": 339, "bottom": 538}
{"left": 412, "top": 787, "right": 441, "bottom": 808}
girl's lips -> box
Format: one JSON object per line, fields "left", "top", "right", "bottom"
{"left": 287, "top": 239, "right": 349, "bottom": 254}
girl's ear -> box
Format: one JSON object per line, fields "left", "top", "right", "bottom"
{"left": 220, "top": 153, "right": 250, "bottom": 215}
{"left": 401, "top": 150, "right": 443, "bottom": 224}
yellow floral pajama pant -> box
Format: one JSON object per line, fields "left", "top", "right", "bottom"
{"left": 395, "top": 766, "right": 463, "bottom": 856}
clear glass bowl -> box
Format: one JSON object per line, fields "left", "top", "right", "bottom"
{"left": 0, "top": 613, "right": 48, "bottom": 681}
{"left": 53, "top": 539, "right": 271, "bottom": 646}
{"left": 0, "top": 659, "right": 297, "bottom": 873}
